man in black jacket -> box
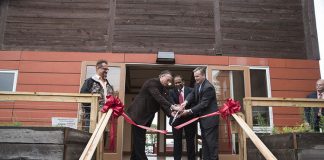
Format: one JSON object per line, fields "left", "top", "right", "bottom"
{"left": 126, "top": 70, "right": 176, "bottom": 160}
{"left": 169, "top": 75, "right": 196, "bottom": 160}
{"left": 179, "top": 67, "right": 219, "bottom": 160}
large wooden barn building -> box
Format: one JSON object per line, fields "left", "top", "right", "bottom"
{"left": 0, "top": 0, "right": 320, "bottom": 159}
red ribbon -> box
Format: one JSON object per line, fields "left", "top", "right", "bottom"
{"left": 100, "top": 95, "right": 167, "bottom": 151}
{"left": 174, "top": 98, "right": 241, "bottom": 149}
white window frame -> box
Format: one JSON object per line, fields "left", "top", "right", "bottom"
{"left": 0, "top": 70, "right": 18, "bottom": 92}
{"left": 249, "top": 66, "right": 273, "bottom": 133}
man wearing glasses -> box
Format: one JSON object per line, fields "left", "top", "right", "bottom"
{"left": 80, "top": 59, "right": 114, "bottom": 131}
{"left": 126, "top": 70, "right": 177, "bottom": 160}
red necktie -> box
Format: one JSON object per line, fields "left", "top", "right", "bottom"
{"left": 178, "top": 90, "right": 184, "bottom": 104}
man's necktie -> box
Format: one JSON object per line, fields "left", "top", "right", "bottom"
{"left": 178, "top": 90, "right": 184, "bottom": 104}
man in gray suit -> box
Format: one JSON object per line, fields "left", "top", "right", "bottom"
{"left": 179, "top": 66, "right": 219, "bottom": 160}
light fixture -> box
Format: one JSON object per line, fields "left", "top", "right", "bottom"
{"left": 156, "top": 51, "right": 175, "bottom": 64}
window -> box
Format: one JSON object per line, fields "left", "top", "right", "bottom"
{"left": 250, "top": 67, "right": 273, "bottom": 133}
{"left": 0, "top": 70, "right": 18, "bottom": 91}
{"left": 85, "top": 66, "right": 120, "bottom": 92}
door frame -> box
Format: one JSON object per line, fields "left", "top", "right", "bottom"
{"left": 80, "top": 61, "right": 126, "bottom": 160}
{"left": 207, "top": 65, "right": 251, "bottom": 98}
{"left": 207, "top": 65, "right": 251, "bottom": 160}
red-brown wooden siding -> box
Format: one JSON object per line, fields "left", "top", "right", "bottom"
{"left": 0, "top": 51, "right": 320, "bottom": 128}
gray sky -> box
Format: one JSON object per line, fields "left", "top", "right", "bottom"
{"left": 315, "top": 0, "right": 324, "bottom": 77}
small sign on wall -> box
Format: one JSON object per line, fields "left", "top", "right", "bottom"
{"left": 52, "top": 117, "right": 78, "bottom": 129}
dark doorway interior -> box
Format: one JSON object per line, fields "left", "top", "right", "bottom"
{"left": 124, "top": 64, "right": 198, "bottom": 157}
{"left": 125, "top": 65, "right": 196, "bottom": 94}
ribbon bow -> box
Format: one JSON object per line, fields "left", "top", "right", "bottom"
{"left": 100, "top": 95, "right": 124, "bottom": 117}
{"left": 100, "top": 95, "right": 167, "bottom": 151}
{"left": 219, "top": 98, "right": 241, "bottom": 119}
{"left": 218, "top": 98, "right": 241, "bottom": 149}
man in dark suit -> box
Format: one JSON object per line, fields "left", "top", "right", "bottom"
{"left": 178, "top": 66, "right": 219, "bottom": 160}
{"left": 126, "top": 70, "right": 176, "bottom": 160}
{"left": 169, "top": 75, "right": 196, "bottom": 160}
{"left": 305, "top": 79, "right": 324, "bottom": 132}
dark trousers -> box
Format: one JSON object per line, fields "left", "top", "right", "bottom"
{"left": 130, "top": 125, "right": 148, "bottom": 160}
{"left": 201, "top": 125, "right": 219, "bottom": 160}
{"left": 172, "top": 122, "right": 197, "bottom": 160}
{"left": 305, "top": 108, "right": 323, "bottom": 132}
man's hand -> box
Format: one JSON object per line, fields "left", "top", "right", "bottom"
{"left": 171, "top": 111, "right": 178, "bottom": 118}
{"left": 180, "top": 101, "right": 188, "bottom": 109}
{"left": 171, "top": 104, "right": 184, "bottom": 111}
{"left": 320, "top": 92, "right": 324, "bottom": 99}
{"left": 178, "top": 109, "right": 191, "bottom": 117}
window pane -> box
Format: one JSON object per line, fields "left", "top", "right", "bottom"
{"left": 250, "top": 70, "right": 268, "bottom": 97}
{"left": 86, "top": 66, "right": 121, "bottom": 93}
{"left": 250, "top": 69, "right": 270, "bottom": 126}
{"left": 0, "top": 72, "right": 15, "bottom": 91}
{"left": 212, "top": 69, "right": 244, "bottom": 154}
{"left": 232, "top": 71, "right": 245, "bottom": 108}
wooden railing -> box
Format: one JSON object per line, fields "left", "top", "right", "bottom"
{"left": 3, "top": 93, "right": 323, "bottom": 160}
{"left": 244, "top": 97, "right": 324, "bottom": 128}
{"left": 242, "top": 97, "right": 324, "bottom": 160}
{"left": 0, "top": 91, "right": 100, "bottom": 133}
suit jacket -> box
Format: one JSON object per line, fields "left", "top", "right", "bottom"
{"left": 168, "top": 86, "right": 193, "bottom": 126}
{"left": 186, "top": 79, "right": 219, "bottom": 129}
{"left": 126, "top": 78, "right": 173, "bottom": 126}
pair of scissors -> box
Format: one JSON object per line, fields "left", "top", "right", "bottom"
{"left": 170, "top": 110, "right": 180, "bottom": 126}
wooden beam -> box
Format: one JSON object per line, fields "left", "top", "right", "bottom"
{"left": 244, "top": 97, "right": 324, "bottom": 108}
{"left": 0, "top": 0, "right": 9, "bottom": 49}
{"left": 301, "top": 0, "right": 320, "bottom": 60}
{"left": 89, "top": 96, "right": 99, "bottom": 133}
{"left": 244, "top": 99, "right": 253, "bottom": 128}
{"left": 232, "top": 113, "right": 277, "bottom": 160}
{"left": 107, "top": 0, "right": 116, "bottom": 52}
{"left": 79, "top": 109, "right": 113, "bottom": 160}
{"left": 236, "top": 113, "right": 246, "bottom": 160}
{"left": 213, "top": 0, "right": 222, "bottom": 55}
{"left": 0, "top": 91, "right": 99, "bottom": 97}
{"left": 0, "top": 92, "right": 99, "bottom": 103}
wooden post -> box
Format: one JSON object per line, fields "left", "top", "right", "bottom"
{"left": 97, "top": 112, "right": 103, "bottom": 160}
{"left": 89, "top": 96, "right": 98, "bottom": 133}
{"left": 79, "top": 109, "right": 113, "bottom": 160}
{"left": 243, "top": 98, "right": 253, "bottom": 128}
{"left": 236, "top": 112, "right": 246, "bottom": 160}
{"left": 232, "top": 113, "right": 277, "bottom": 160}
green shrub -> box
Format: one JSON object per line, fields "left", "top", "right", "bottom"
{"left": 319, "top": 115, "right": 324, "bottom": 132}
{"left": 273, "top": 122, "right": 312, "bottom": 134}
{"left": 0, "top": 122, "right": 22, "bottom": 126}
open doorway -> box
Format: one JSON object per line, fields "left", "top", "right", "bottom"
{"left": 122, "top": 64, "right": 199, "bottom": 158}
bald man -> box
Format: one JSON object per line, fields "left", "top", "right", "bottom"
{"left": 305, "top": 79, "right": 324, "bottom": 132}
